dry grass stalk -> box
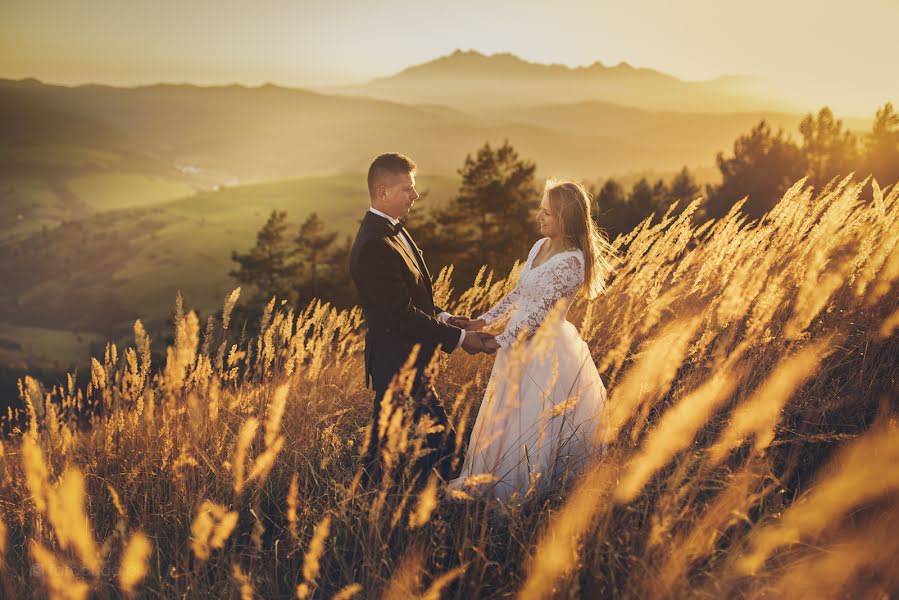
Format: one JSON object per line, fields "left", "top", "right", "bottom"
{"left": 296, "top": 514, "right": 331, "bottom": 599}
{"left": 119, "top": 532, "right": 152, "bottom": 594}
{"left": 191, "top": 500, "right": 239, "bottom": 561}
{"left": 736, "top": 425, "right": 899, "bottom": 575}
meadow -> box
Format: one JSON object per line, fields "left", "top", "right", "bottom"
{"left": 0, "top": 323, "right": 104, "bottom": 372}
{"left": 0, "top": 175, "right": 897, "bottom": 599}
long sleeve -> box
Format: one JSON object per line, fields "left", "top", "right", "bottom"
{"left": 478, "top": 238, "right": 544, "bottom": 325}
{"left": 477, "top": 284, "right": 522, "bottom": 325}
{"left": 494, "top": 254, "right": 584, "bottom": 349}
{"left": 357, "top": 238, "right": 462, "bottom": 352}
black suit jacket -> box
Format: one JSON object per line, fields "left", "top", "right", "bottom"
{"left": 349, "top": 211, "right": 461, "bottom": 392}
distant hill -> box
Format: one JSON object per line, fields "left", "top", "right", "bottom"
{"left": 0, "top": 85, "right": 197, "bottom": 242}
{"left": 0, "top": 81, "right": 187, "bottom": 179}
{"left": 0, "top": 78, "right": 527, "bottom": 180}
{"left": 482, "top": 100, "right": 814, "bottom": 175}
{"left": 328, "top": 50, "right": 792, "bottom": 113}
{"left": 0, "top": 77, "right": 824, "bottom": 185}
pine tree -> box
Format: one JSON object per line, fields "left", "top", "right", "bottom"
{"left": 667, "top": 167, "right": 701, "bottom": 207}
{"left": 594, "top": 178, "right": 629, "bottom": 238}
{"left": 322, "top": 234, "right": 356, "bottom": 308}
{"left": 628, "top": 177, "right": 669, "bottom": 223}
{"left": 706, "top": 121, "right": 806, "bottom": 220}
{"left": 799, "top": 107, "right": 858, "bottom": 191}
{"left": 230, "top": 210, "right": 298, "bottom": 305}
{"left": 295, "top": 212, "right": 337, "bottom": 304}
{"left": 427, "top": 141, "right": 540, "bottom": 286}
{"left": 864, "top": 102, "right": 899, "bottom": 186}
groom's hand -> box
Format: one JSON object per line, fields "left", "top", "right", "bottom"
{"left": 461, "top": 331, "right": 483, "bottom": 354}
{"left": 462, "top": 333, "right": 484, "bottom": 354}
{"left": 461, "top": 332, "right": 499, "bottom": 355}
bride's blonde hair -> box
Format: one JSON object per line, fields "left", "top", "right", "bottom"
{"left": 544, "top": 179, "right": 616, "bottom": 299}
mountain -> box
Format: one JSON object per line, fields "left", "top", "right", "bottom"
{"left": 0, "top": 81, "right": 185, "bottom": 183}
{"left": 0, "top": 77, "right": 811, "bottom": 185}
{"left": 480, "top": 100, "right": 810, "bottom": 172}
{"left": 0, "top": 78, "right": 534, "bottom": 180}
{"left": 327, "top": 50, "right": 791, "bottom": 113}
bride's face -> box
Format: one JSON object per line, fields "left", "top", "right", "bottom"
{"left": 537, "top": 195, "right": 559, "bottom": 238}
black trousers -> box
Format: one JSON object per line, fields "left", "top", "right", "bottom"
{"left": 363, "top": 370, "right": 457, "bottom": 487}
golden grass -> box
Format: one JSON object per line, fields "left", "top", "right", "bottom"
{"left": 118, "top": 532, "right": 151, "bottom": 595}
{"left": 0, "top": 176, "right": 897, "bottom": 598}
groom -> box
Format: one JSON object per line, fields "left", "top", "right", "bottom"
{"left": 350, "top": 152, "right": 495, "bottom": 485}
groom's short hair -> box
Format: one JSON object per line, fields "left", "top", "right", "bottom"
{"left": 368, "top": 153, "right": 417, "bottom": 198}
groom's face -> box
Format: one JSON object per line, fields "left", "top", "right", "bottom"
{"left": 378, "top": 170, "right": 419, "bottom": 219}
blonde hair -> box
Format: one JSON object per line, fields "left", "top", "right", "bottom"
{"left": 544, "top": 179, "right": 616, "bottom": 299}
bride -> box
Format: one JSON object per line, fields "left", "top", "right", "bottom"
{"left": 446, "top": 180, "right": 614, "bottom": 504}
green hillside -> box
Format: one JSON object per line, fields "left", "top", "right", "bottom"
{"left": 0, "top": 176, "right": 64, "bottom": 241}
{"left": 68, "top": 173, "right": 195, "bottom": 211}
{"left": 0, "top": 91, "right": 200, "bottom": 242}
{"left": 0, "top": 169, "right": 197, "bottom": 242}
{"left": 0, "top": 172, "right": 459, "bottom": 369}
{"left": 0, "top": 322, "right": 104, "bottom": 372}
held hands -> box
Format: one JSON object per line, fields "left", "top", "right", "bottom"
{"left": 461, "top": 331, "right": 498, "bottom": 355}
{"left": 446, "top": 316, "right": 487, "bottom": 331}
{"left": 465, "top": 318, "right": 487, "bottom": 331}
{"left": 482, "top": 336, "right": 500, "bottom": 352}
{"left": 447, "top": 314, "right": 497, "bottom": 354}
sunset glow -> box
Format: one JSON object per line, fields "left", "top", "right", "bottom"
{"left": 1, "top": 0, "right": 896, "bottom": 115}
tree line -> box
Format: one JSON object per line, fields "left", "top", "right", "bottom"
{"left": 597, "top": 104, "right": 899, "bottom": 224}
{"left": 231, "top": 102, "right": 899, "bottom": 314}
{"left": 229, "top": 213, "right": 355, "bottom": 311}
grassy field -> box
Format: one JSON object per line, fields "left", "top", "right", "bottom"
{"left": 67, "top": 173, "right": 195, "bottom": 211}
{"left": 0, "top": 322, "right": 104, "bottom": 370}
{"left": 0, "top": 176, "right": 63, "bottom": 241}
{"left": 161, "top": 171, "right": 457, "bottom": 225}
{"left": 0, "top": 176, "right": 896, "bottom": 599}
{"left": 0, "top": 136, "right": 194, "bottom": 243}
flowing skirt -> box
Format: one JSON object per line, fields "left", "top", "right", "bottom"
{"left": 448, "top": 321, "right": 607, "bottom": 504}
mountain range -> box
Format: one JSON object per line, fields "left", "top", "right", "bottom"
{"left": 1, "top": 53, "right": 843, "bottom": 184}
{"left": 327, "top": 49, "right": 787, "bottom": 113}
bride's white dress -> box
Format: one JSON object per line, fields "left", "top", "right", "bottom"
{"left": 448, "top": 238, "right": 607, "bottom": 504}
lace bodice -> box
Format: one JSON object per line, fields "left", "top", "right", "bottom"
{"left": 478, "top": 238, "right": 584, "bottom": 349}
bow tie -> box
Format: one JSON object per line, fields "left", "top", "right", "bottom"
{"left": 387, "top": 221, "right": 404, "bottom": 237}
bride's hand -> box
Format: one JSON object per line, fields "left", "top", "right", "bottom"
{"left": 465, "top": 319, "right": 487, "bottom": 331}
{"left": 447, "top": 316, "right": 472, "bottom": 329}
{"left": 482, "top": 337, "right": 500, "bottom": 353}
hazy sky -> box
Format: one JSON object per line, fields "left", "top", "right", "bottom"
{"left": 1, "top": 0, "right": 896, "bottom": 116}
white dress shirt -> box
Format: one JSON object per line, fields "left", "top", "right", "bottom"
{"left": 368, "top": 207, "right": 465, "bottom": 349}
